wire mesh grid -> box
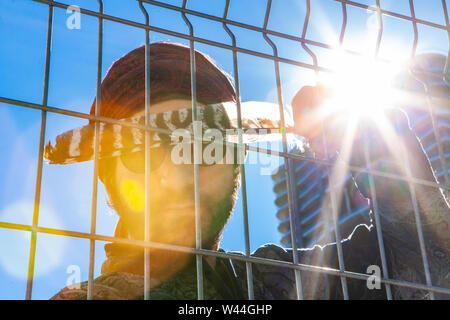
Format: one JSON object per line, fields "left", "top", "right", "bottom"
{"left": 0, "top": 0, "right": 450, "bottom": 300}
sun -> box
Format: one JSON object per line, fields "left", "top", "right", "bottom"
{"left": 318, "top": 49, "right": 405, "bottom": 119}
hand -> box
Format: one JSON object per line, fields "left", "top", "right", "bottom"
{"left": 292, "top": 85, "right": 328, "bottom": 141}
{"left": 292, "top": 85, "right": 413, "bottom": 167}
{"left": 291, "top": 84, "right": 344, "bottom": 160}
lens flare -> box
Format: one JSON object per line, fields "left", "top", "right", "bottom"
{"left": 319, "top": 50, "right": 404, "bottom": 119}
{"left": 120, "top": 179, "right": 145, "bottom": 212}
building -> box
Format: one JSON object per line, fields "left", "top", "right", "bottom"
{"left": 272, "top": 149, "right": 371, "bottom": 248}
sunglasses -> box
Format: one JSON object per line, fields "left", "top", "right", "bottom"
{"left": 119, "top": 139, "right": 238, "bottom": 174}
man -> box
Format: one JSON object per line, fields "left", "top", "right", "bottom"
{"left": 46, "top": 42, "right": 450, "bottom": 299}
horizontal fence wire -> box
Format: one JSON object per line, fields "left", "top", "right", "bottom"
{"left": 1, "top": 219, "right": 450, "bottom": 296}
{"left": 222, "top": 0, "right": 255, "bottom": 300}
{"left": 0, "top": 0, "right": 449, "bottom": 299}
{"left": 32, "top": 0, "right": 450, "bottom": 77}
{"left": 2, "top": 95, "right": 450, "bottom": 192}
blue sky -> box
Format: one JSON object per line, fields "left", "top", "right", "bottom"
{"left": 0, "top": 0, "right": 448, "bottom": 299}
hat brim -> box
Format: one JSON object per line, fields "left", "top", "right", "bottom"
{"left": 44, "top": 102, "right": 296, "bottom": 165}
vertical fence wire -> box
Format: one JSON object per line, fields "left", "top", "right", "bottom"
{"left": 262, "top": 0, "right": 304, "bottom": 300}
{"left": 441, "top": 0, "right": 450, "bottom": 80}
{"left": 87, "top": 0, "right": 103, "bottom": 300}
{"left": 400, "top": 0, "right": 436, "bottom": 299}
{"left": 138, "top": 0, "right": 152, "bottom": 300}
{"left": 357, "top": 0, "right": 394, "bottom": 300}
{"left": 374, "top": 0, "right": 383, "bottom": 56}
{"left": 362, "top": 135, "right": 393, "bottom": 300}
{"left": 339, "top": 1, "right": 347, "bottom": 44}
{"left": 222, "top": 0, "right": 254, "bottom": 300}
{"left": 301, "top": 0, "right": 349, "bottom": 300}
{"left": 402, "top": 138, "right": 436, "bottom": 300}
{"left": 25, "top": 0, "right": 53, "bottom": 300}
{"left": 180, "top": 0, "right": 204, "bottom": 300}
{"left": 343, "top": 189, "right": 351, "bottom": 214}
{"left": 409, "top": 0, "right": 418, "bottom": 58}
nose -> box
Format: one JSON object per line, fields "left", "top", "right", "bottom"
{"left": 152, "top": 159, "right": 193, "bottom": 190}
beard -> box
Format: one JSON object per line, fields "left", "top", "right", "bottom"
{"left": 101, "top": 164, "right": 241, "bottom": 279}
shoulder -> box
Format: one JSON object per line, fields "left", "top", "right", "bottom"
{"left": 50, "top": 272, "right": 147, "bottom": 300}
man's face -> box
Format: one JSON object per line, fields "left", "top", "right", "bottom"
{"left": 105, "top": 99, "right": 237, "bottom": 250}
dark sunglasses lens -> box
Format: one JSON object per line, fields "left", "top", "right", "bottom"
{"left": 120, "top": 147, "right": 167, "bottom": 173}
{"left": 120, "top": 151, "right": 145, "bottom": 174}
{"left": 150, "top": 147, "right": 167, "bottom": 170}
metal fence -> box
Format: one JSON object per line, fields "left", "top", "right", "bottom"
{"left": 1, "top": 0, "right": 450, "bottom": 300}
